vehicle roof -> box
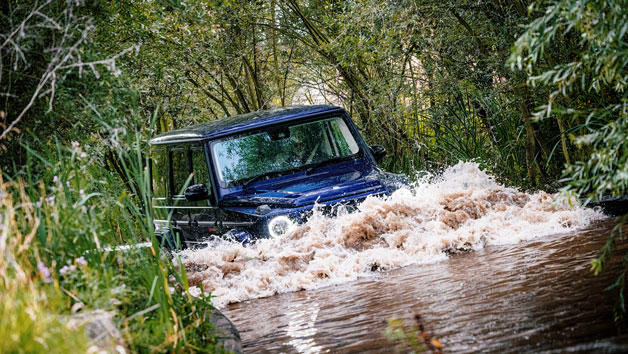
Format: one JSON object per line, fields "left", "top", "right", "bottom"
{"left": 149, "top": 105, "right": 344, "bottom": 145}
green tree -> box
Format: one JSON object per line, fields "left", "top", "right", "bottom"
{"left": 510, "top": 0, "right": 628, "bottom": 319}
{"left": 0, "top": 0, "right": 135, "bottom": 154}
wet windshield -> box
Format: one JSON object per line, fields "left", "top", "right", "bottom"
{"left": 211, "top": 116, "right": 360, "bottom": 187}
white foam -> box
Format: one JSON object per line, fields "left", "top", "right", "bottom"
{"left": 181, "top": 162, "right": 605, "bottom": 308}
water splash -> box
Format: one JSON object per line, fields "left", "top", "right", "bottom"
{"left": 181, "top": 162, "right": 605, "bottom": 308}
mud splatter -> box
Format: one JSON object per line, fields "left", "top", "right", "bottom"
{"left": 180, "top": 162, "right": 605, "bottom": 308}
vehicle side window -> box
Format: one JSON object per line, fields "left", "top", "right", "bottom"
{"left": 191, "top": 147, "right": 210, "bottom": 189}
{"left": 171, "top": 148, "right": 190, "bottom": 196}
{"left": 150, "top": 148, "right": 168, "bottom": 198}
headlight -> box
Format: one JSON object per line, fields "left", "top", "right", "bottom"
{"left": 268, "top": 216, "right": 296, "bottom": 238}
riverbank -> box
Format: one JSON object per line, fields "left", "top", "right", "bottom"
{"left": 0, "top": 136, "right": 227, "bottom": 352}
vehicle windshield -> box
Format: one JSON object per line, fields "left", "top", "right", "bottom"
{"left": 211, "top": 115, "right": 361, "bottom": 187}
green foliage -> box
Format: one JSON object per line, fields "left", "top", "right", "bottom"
{"left": 0, "top": 0, "right": 137, "bottom": 160}
{"left": 511, "top": 0, "right": 628, "bottom": 196}
{"left": 422, "top": 84, "right": 529, "bottom": 186}
{"left": 93, "top": 0, "right": 296, "bottom": 130}
{"left": 3, "top": 0, "right": 595, "bottom": 190}
{"left": 510, "top": 0, "right": 628, "bottom": 319}
{"left": 0, "top": 175, "right": 91, "bottom": 354}
{"left": 384, "top": 314, "right": 443, "bottom": 353}
{"left": 2, "top": 110, "right": 226, "bottom": 351}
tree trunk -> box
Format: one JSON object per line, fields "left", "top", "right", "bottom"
{"left": 270, "top": 0, "right": 284, "bottom": 106}
{"left": 515, "top": 86, "right": 540, "bottom": 185}
{"left": 557, "top": 117, "right": 571, "bottom": 164}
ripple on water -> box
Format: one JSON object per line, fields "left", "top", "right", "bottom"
{"left": 226, "top": 219, "right": 628, "bottom": 353}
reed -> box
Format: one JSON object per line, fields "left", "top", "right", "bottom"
{"left": 1, "top": 110, "right": 226, "bottom": 352}
{"left": 0, "top": 174, "right": 91, "bottom": 353}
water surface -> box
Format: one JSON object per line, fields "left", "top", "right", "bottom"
{"left": 183, "top": 163, "right": 603, "bottom": 308}
{"left": 179, "top": 163, "right": 624, "bottom": 351}
{"left": 224, "top": 219, "right": 628, "bottom": 353}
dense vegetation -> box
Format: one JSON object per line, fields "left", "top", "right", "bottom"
{"left": 1, "top": 0, "right": 627, "bottom": 351}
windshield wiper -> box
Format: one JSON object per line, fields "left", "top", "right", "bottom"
{"left": 304, "top": 156, "right": 350, "bottom": 175}
{"left": 241, "top": 165, "right": 306, "bottom": 191}
{"left": 241, "top": 173, "right": 270, "bottom": 191}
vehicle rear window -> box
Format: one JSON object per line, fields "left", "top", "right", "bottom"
{"left": 191, "top": 147, "right": 210, "bottom": 186}
{"left": 171, "top": 148, "right": 189, "bottom": 196}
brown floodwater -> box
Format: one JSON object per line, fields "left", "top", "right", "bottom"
{"left": 223, "top": 218, "right": 628, "bottom": 353}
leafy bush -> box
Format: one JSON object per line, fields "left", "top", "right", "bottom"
{"left": 510, "top": 0, "right": 628, "bottom": 319}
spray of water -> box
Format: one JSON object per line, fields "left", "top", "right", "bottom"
{"left": 181, "top": 162, "right": 605, "bottom": 308}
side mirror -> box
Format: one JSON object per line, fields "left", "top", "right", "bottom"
{"left": 369, "top": 145, "right": 387, "bottom": 164}
{"left": 184, "top": 184, "right": 209, "bottom": 202}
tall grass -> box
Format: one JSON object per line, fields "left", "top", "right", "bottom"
{"left": 427, "top": 88, "right": 527, "bottom": 183}
{"left": 0, "top": 175, "right": 91, "bottom": 353}
{"left": 1, "top": 111, "right": 227, "bottom": 352}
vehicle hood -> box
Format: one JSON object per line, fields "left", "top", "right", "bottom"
{"left": 219, "top": 169, "right": 387, "bottom": 208}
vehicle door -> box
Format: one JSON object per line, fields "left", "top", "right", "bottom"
{"left": 151, "top": 143, "right": 217, "bottom": 246}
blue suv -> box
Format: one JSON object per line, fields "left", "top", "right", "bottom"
{"left": 149, "top": 105, "right": 407, "bottom": 248}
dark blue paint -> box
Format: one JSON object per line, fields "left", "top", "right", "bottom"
{"left": 149, "top": 105, "right": 341, "bottom": 144}
{"left": 149, "top": 105, "right": 408, "bottom": 242}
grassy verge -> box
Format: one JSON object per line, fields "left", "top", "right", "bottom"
{"left": 1, "top": 121, "right": 226, "bottom": 352}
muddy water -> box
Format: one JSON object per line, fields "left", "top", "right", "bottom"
{"left": 182, "top": 163, "right": 604, "bottom": 308}
{"left": 180, "top": 162, "right": 627, "bottom": 351}
{"left": 224, "top": 219, "right": 628, "bottom": 353}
